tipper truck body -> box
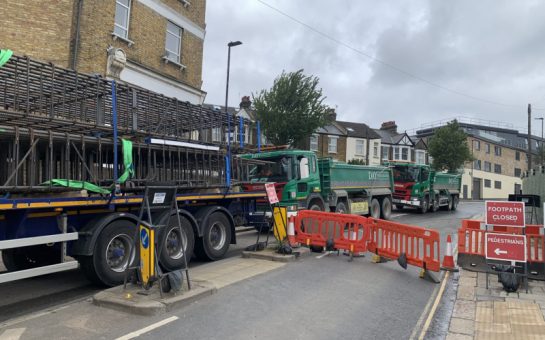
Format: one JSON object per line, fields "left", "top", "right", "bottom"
{"left": 239, "top": 150, "right": 394, "bottom": 230}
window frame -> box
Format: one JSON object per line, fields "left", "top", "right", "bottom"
{"left": 494, "top": 163, "right": 501, "bottom": 174}
{"left": 484, "top": 179, "right": 491, "bottom": 188}
{"left": 494, "top": 180, "right": 502, "bottom": 189}
{"left": 328, "top": 136, "right": 338, "bottom": 154}
{"left": 309, "top": 134, "right": 319, "bottom": 152}
{"left": 165, "top": 21, "right": 183, "bottom": 64}
{"left": 474, "top": 159, "right": 481, "bottom": 170}
{"left": 373, "top": 142, "right": 379, "bottom": 158}
{"left": 494, "top": 146, "right": 502, "bottom": 156}
{"left": 485, "top": 144, "right": 490, "bottom": 154}
{"left": 355, "top": 139, "right": 365, "bottom": 156}
{"left": 415, "top": 150, "right": 426, "bottom": 164}
{"left": 484, "top": 161, "right": 491, "bottom": 172}
{"left": 474, "top": 140, "right": 480, "bottom": 151}
{"left": 114, "top": 0, "right": 131, "bottom": 40}
{"left": 515, "top": 151, "right": 520, "bottom": 161}
{"left": 514, "top": 168, "right": 521, "bottom": 177}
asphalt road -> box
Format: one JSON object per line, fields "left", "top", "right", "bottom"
{"left": 0, "top": 201, "right": 484, "bottom": 335}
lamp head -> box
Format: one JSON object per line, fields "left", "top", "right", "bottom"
{"left": 228, "top": 41, "right": 242, "bottom": 47}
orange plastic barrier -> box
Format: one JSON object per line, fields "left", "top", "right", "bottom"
{"left": 457, "top": 220, "right": 544, "bottom": 264}
{"left": 367, "top": 217, "right": 441, "bottom": 272}
{"left": 293, "top": 210, "right": 369, "bottom": 254}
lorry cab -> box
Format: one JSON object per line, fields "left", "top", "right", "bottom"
{"left": 391, "top": 163, "right": 433, "bottom": 203}
{"left": 240, "top": 150, "right": 323, "bottom": 213}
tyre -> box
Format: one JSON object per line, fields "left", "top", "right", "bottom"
{"left": 370, "top": 198, "right": 380, "bottom": 219}
{"left": 308, "top": 200, "right": 324, "bottom": 211}
{"left": 395, "top": 204, "right": 404, "bottom": 211}
{"left": 451, "top": 195, "right": 459, "bottom": 211}
{"left": 430, "top": 199, "right": 439, "bottom": 213}
{"left": 80, "top": 219, "right": 137, "bottom": 287}
{"left": 380, "top": 197, "right": 392, "bottom": 220}
{"left": 419, "top": 197, "right": 429, "bottom": 214}
{"left": 194, "top": 212, "right": 232, "bottom": 261}
{"left": 446, "top": 197, "right": 453, "bottom": 211}
{"left": 335, "top": 201, "right": 348, "bottom": 214}
{"left": 1, "top": 245, "right": 59, "bottom": 272}
{"left": 158, "top": 214, "right": 195, "bottom": 272}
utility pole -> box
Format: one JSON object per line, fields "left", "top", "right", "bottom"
{"left": 528, "top": 104, "right": 532, "bottom": 171}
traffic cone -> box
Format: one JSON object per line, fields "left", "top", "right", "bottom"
{"left": 287, "top": 216, "right": 299, "bottom": 248}
{"left": 441, "top": 234, "right": 458, "bottom": 271}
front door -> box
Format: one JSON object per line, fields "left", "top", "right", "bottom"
{"left": 463, "top": 185, "right": 468, "bottom": 199}
{"left": 472, "top": 178, "right": 482, "bottom": 200}
{"left": 514, "top": 183, "right": 521, "bottom": 195}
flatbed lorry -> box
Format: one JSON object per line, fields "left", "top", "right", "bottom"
{"left": 389, "top": 162, "right": 461, "bottom": 213}
{"left": 238, "top": 150, "right": 394, "bottom": 229}
{"left": 0, "top": 54, "right": 263, "bottom": 286}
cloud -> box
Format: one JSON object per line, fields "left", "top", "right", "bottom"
{"left": 203, "top": 0, "right": 545, "bottom": 135}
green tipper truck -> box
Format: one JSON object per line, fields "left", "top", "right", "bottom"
{"left": 389, "top": 162, "right": 461, "bottom": 213}
{"left": 240, "top": 150, "right": 394, "bottom": 226}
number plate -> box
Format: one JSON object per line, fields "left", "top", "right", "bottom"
{"left": 350, "top": 201, "right": 369, "bottom": 214}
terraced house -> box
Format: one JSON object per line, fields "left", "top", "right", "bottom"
{"left": 2, "top": 0, "right": 206, "bottom": 104}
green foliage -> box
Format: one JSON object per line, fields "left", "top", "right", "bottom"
{"left": 348, "top": 159, "right": 366, "bottom": 165}
{"left": 253, "top": 70, "right": 331, "bottom": 148}
{"left": 428, "top": 120, "right": 473, "bottom": 173}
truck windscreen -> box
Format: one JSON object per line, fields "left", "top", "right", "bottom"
{"left": 248, "top": 156, "right": 293, "bottom": 183}
{"left": 393, "top": 166, "right": 420, "bottom": 182}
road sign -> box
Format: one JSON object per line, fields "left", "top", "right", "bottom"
{"left": 485, "top": 201, "right": 525, "bottom": 227}
{"left": 265, "top": 183, "right": 279, "bottom": 204}
{"left": 485, "top": 232, "right": 526, "bottom": 262}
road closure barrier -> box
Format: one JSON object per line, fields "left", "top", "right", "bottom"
{"left": 293, "top": 210, "right": 442, "bottom": 282}
{"left": 457, "top": 219, "right": 545, "bottom": 278}
{"left": 294, "top": 210, "right": 369, "bottom": 255}
{"left": 367, "top": 217, "right": 441, "bottom": 274}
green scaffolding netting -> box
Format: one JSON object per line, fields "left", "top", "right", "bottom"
{"left": 0, "top": 50, "right": 13, "bottom": 68}
{"left": 42, "top": 139, "right": 134, "bottom": 194}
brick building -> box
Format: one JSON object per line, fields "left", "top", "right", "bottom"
{"left": 2, "top": 0, "right": 206, "bottom": 103}
{"left": 416, "top": 119, "right": 542, "bottom": 200}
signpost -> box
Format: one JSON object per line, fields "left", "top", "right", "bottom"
{"left": 485, "top": 233, "right": 526, "bottom": 262}
{"left": 484, "top": 200, "right": 528, "bottom": 292}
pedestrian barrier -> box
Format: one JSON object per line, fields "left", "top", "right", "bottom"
{"left": 294, "top": 210, "right": 369, "bottom": 255}
{"left": 457, "top": 219, "right": 545, "bottom": 278}
{"left": 367, "top": 217, "right": 441, "bottom": 273}
{"left": 293, "top": 210, "right": 442, "bottom": 282}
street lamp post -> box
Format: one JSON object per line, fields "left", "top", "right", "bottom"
{"left": 536, "top": 117, "right": 544, "bottom": 166}
{"left": 225, "top": 41, "right": 242, "bottom": 156}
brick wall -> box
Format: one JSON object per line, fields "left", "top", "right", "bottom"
{"left": 1, "top": 0, "right": 205, "bottom": 90}
{"left": 1, "top": 0, "right": 75, "bottom": 68}
{"left": 316, "top": 134, "right": 347, "bottom": 162}
{"left": 468, "top": 136, "right": 527, "bottom": 177}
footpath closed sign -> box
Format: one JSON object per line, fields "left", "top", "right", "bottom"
{"left": 265, "top": 183, "right": 279, "bottom": 204}
{"left": 485, "top": 201, "right": 525, "bottom": 227}
{"left": 485, "top": 233, "right": 526, "bottom": 262}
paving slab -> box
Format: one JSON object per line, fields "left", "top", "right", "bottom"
{"left": 449, "top": 317, "right": 474, "bottom": 336}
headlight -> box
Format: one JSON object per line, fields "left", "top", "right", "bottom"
{"left": 287, "top": 205, "right": 298, "bottom": 211}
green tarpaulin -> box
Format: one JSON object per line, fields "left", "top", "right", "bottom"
{"left": 0, "top": 50, "right": 13, "bottom": 68}
{"left": 42, "top": 139, "right": 134, "bottom": 194}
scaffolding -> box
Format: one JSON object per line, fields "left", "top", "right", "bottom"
{"left": 0, "top": 55, "right": 251, "bottom": 193}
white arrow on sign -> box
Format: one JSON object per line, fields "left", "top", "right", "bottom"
{"left": 494, "top": 248, "right": 508, "bottom": 256}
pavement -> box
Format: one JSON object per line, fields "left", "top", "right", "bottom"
{"left": 446, "top": 267, "right": 545, "bottom": 339}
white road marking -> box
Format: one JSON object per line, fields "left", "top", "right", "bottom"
{"left": 315, "top": 251, "right": 331, "bottom": 259}
{"left": 391, "top": 213, "right": 408, "bottom": 218}
{"left": 0, "top": 328, "right": 26, "bottom": 340}
{"left": 115, "top": 316, "right": 178, "bottom": 340}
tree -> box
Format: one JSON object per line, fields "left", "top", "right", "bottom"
{"left": 428, "top": 120, "right": 473, "bottom": 173}
{"left": 253, "top": 70, "right": 331, "bottom": 148}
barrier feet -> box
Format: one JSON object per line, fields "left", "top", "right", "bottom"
{"left": 419, "top": 269, "right": 440, "bottom": 284}
{"left": 371, "top": 254, "right": 390, "bottom": 263}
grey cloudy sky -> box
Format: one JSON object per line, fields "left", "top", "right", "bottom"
{"left": 202, "top": 0, "right": 545, "bottom": 135}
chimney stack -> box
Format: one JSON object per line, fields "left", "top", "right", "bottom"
{"left": 327, "top": 108, "right": 337, "bottom": 122}
{"left": 380, "top": 121, "right": 398, "bottom": 133}
{"left": 240, "top": 96, "right": 252, "bottom": 109}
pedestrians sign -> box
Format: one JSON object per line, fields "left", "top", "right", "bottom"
{"left": 265, "top": 183, "right": 279, "bottom": 204}
{"left": 485, "top": 201, "right": 525, "bottom": 227}
{"left": 485, "top": 232, "right": 526, "bottom": 262}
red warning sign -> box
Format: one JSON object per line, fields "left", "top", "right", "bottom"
{"left": 485, "top": 201, "right": 525, "bottom": 227}
{"left": 485, "top": 233, "right": 526, "bottom": 262}
{"left": 265, "top": 183, "right": 279, "bottom": 204}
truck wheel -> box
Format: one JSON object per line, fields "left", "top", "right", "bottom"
{"left": 419, "top": 197, "right": 428, "bottom": 214}
{"left": 1, "top": 246, "right": 59, "bottom": 271}
{"left": 158, "top": 214, "right": 195, "bottom": 272}
{"left": 451, "top": 195, "right": 459, "bottom": 211}
{"left": 308, "top": 201, "right": 324, "bottom": 211}
{"left": 194, "top": 212, "right": 232, "bottom": 261}
{"left": 430, "top": 199, "right": 439, "bottom": 213}
{"left": 380, "top": 197, "right": 392, "bottom": 220}
{"left": 335, "top": 201, "right": 348, "bottom": 214}
{"left": 370, "top": 198, "right": 380, "bottom": 219}
{"left": 81, "top": 220, "right": 137, "bottom": 287}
